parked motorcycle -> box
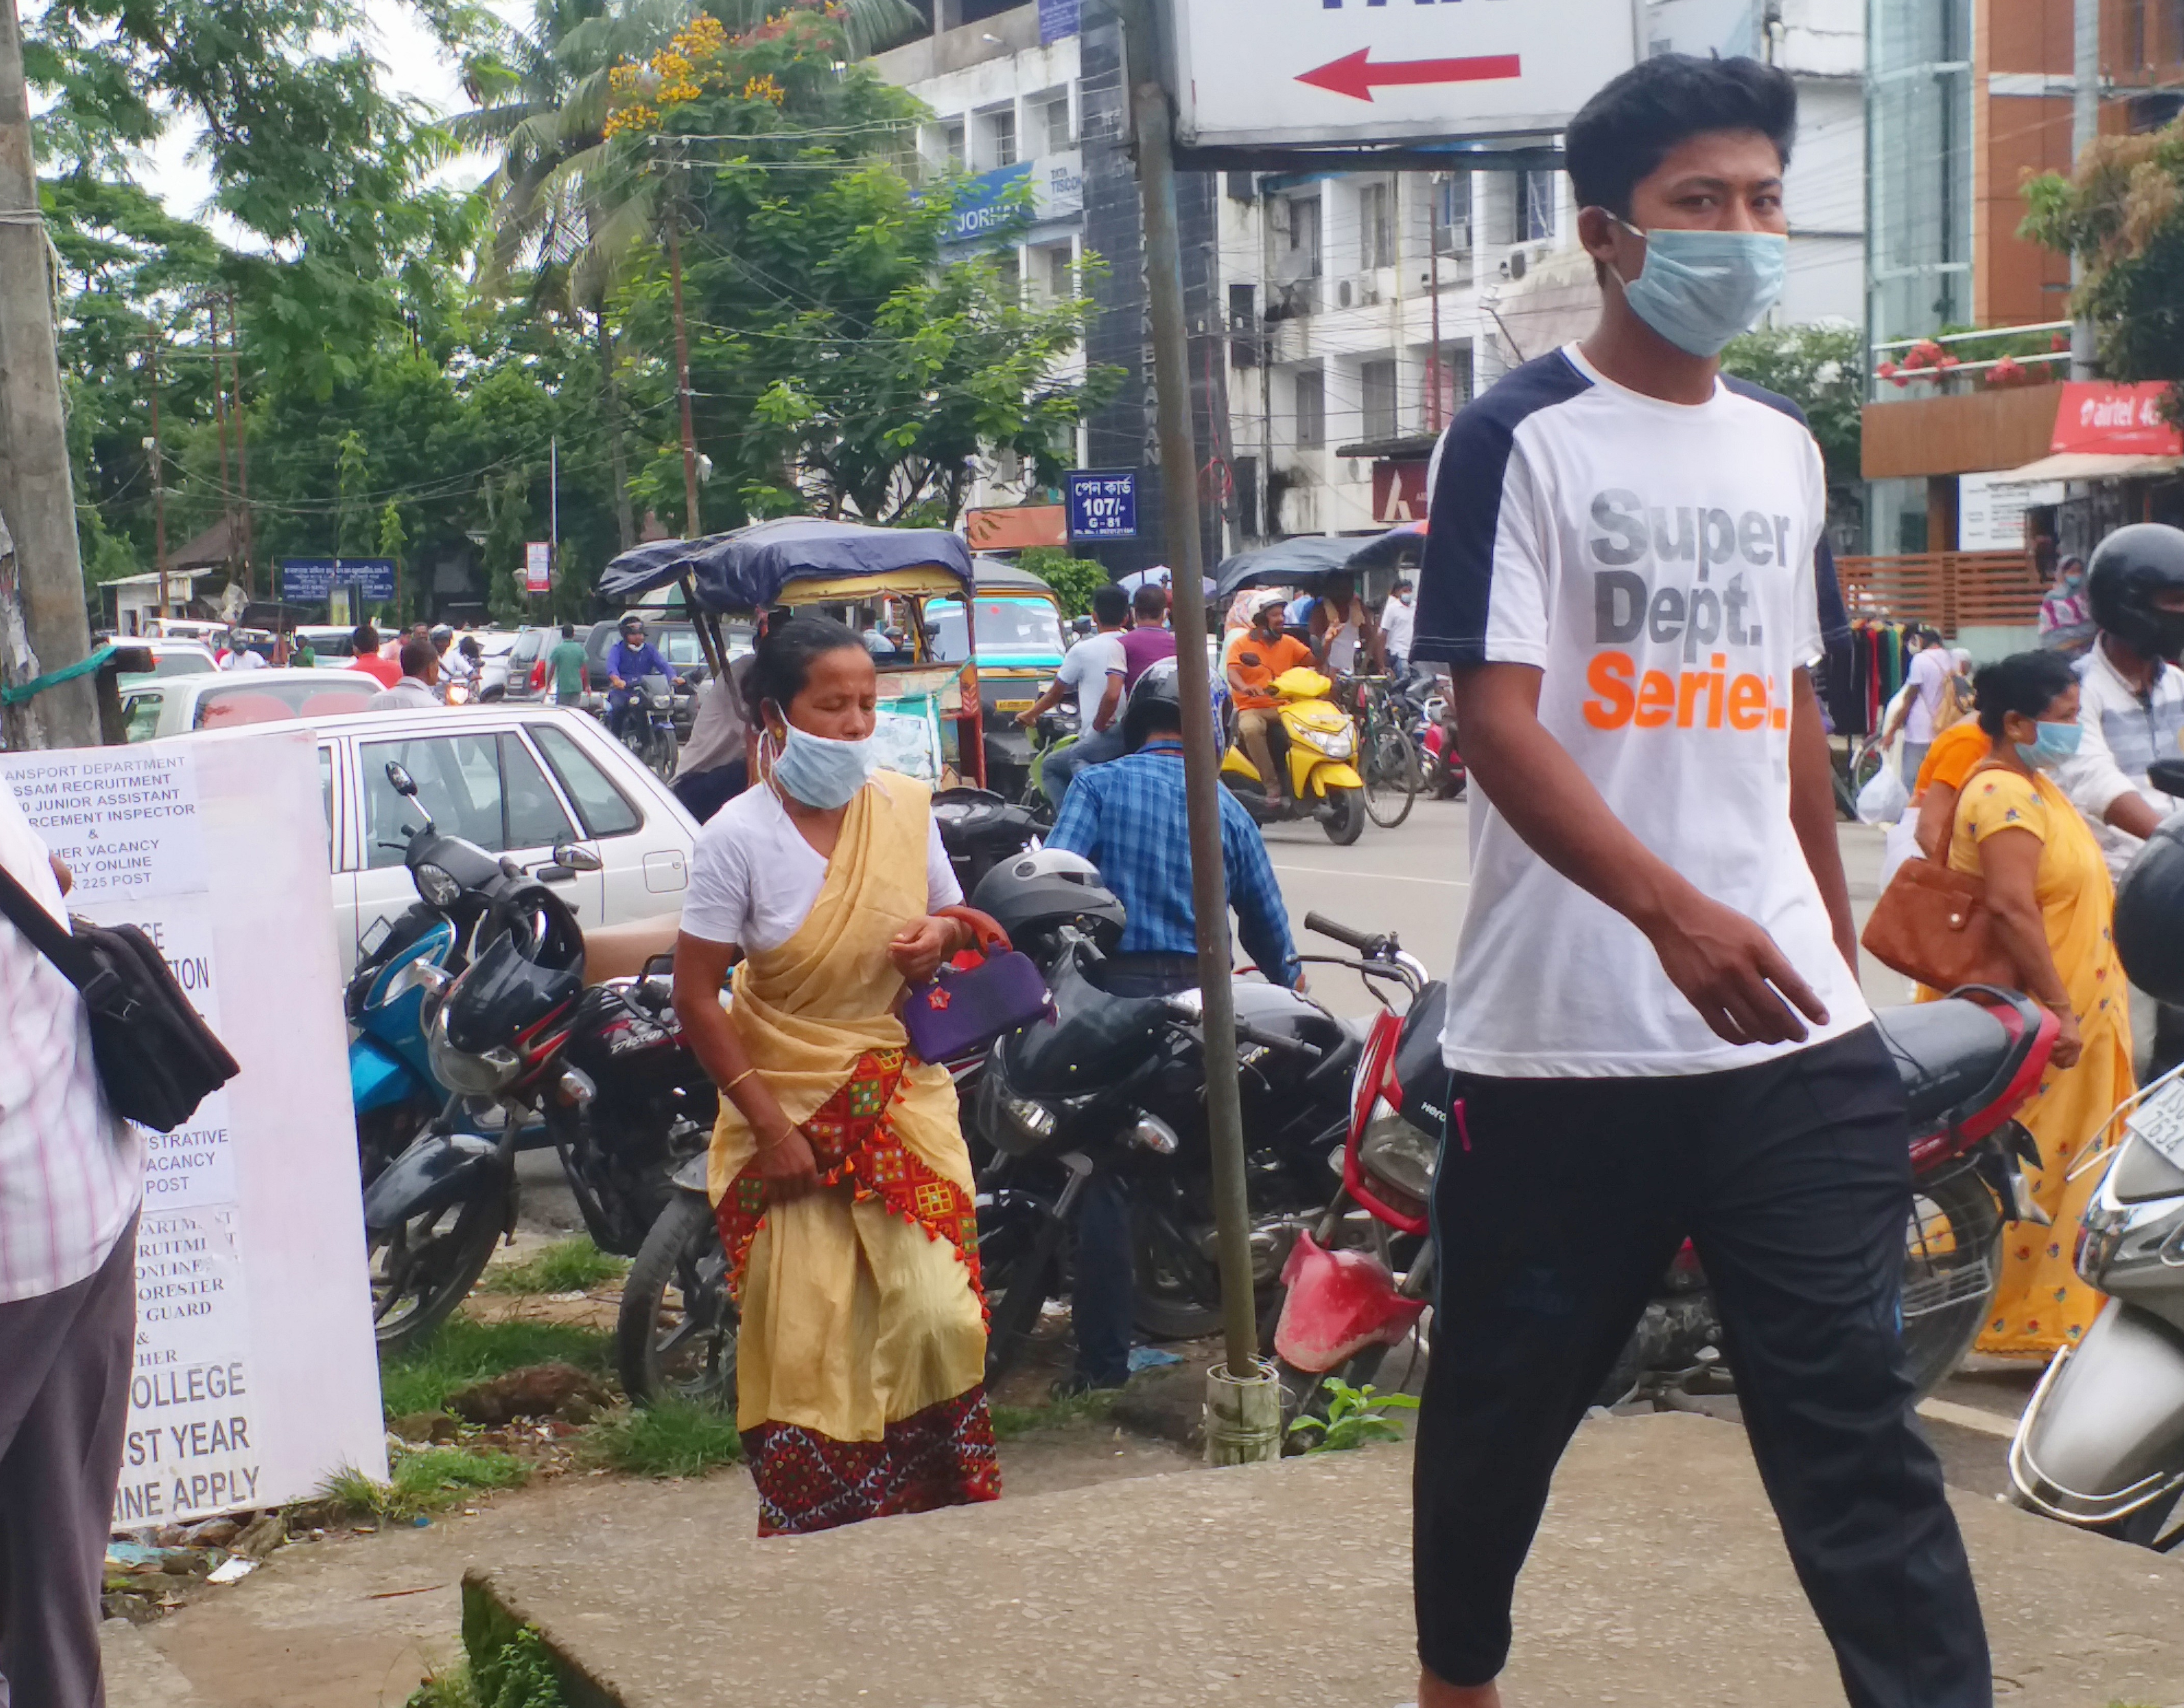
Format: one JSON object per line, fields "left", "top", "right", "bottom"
{"left": 967, "top": 855, "right": 1360, "bottom": 1380}
{"left": 2007, "top": 756, "right": 2184, "bottom": 1551}
{"left": 360, "top": 763, "right": 710, "bottom": 1352}
{"left": 1219, "top": 665, "right": 1366, "bottom": 845}
{"left": 1273, "top": 912, "right": 2058, "bottom": 1435}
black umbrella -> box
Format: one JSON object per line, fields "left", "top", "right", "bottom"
{"left": 1211, "top": 536, "right": 1361, "bottom": 603}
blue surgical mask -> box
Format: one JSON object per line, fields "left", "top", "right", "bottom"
{"left": 767, "top": 722, "right": 874, "bottom": 809}
{"left": 2015, "top": 720, "right": 2083, "bottom": 771}
{"left": 1612, "top": 220, "right": 1789, "bottom": 358}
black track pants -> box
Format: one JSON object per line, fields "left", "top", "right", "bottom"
{"left": 1412, "top": 1027, "right": 1990, "bottom": 1706}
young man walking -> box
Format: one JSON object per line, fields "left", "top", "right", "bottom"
{"left": 1409, "top": 55, "right": 1987, "bottom": 1708}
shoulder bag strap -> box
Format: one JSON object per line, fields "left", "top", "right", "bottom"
{"left": 0, "top": 859, "right": 94, "bottom": 992}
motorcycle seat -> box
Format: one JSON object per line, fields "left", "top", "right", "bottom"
{"left": 1872, "top": 999, "right": 2014, "bottom": 1125}
{"left": 584, "top": 912, "right": 682, "bottom": 985}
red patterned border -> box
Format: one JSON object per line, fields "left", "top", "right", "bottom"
{"left": 744, "top": 1386, "right": 1001, "bottom": 1537}
{"left": 713, "top": 1049, "right": 986, "bottom": 1313}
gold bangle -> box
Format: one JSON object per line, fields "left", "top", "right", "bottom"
{"left": 726, "top": 1066, "right": 758, "bottom": 1093}
{"left": 755, "top": 1124, "right": 797, "bottom": 1154}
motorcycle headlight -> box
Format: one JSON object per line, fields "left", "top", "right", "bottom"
{"left": 1004, "top": 1097, "right": 1057, "bottom": 1143}
{"left": 1358, "top": 1098, "right": 1436, "bottom": 1205}
{"left": 413, "top": 863, "right": 461, "bottom": 909}
{"left": 427, "top": 1007, "right": 521, "bottom": 1096}
{"left": 1295, "top": 723, "right": 1356, "bottom": 761}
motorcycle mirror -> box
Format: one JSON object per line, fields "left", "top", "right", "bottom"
{"left": 2151, "top": 758, "right": 2184, "bottom": 797}
{"left": 384, "top": 761, "right": 419, "bottom": 798}
{"left": 550, "top": 841, "right": 603, "bottom": 873}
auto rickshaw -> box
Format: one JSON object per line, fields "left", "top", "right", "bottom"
{"left": 597, "top": 518, "right": 987, "bottom": 786}
{"left": 923, "top": 556, "right": 1072, "bottom": 800}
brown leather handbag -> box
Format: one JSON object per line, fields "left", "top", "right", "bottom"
{"left": 1860, "top": 856, "right": 2017, "bottom": 992}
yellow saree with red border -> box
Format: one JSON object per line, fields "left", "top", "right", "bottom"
{"left": 707, "top": 772, "right": 998, "bottom": 1535}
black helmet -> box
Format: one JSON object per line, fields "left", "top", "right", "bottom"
{"left": 430, "top": 896, "right": 584, "bottom": 1094}
{"left": 1122, "top": 656, "right": 1184, "bottom": 750}
{"left": 2087, "top": 524, "right": 2184, "bottom": 659}
{"left": 2116, "top": 813, "right": 2184, "bottom": 1005}
{"left": 969, "top": 848, "right": 1125, "bottom": 959}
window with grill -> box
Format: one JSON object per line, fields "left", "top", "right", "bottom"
{"left": 1295, "top": 368, "right": 1325, "bottom": 449}
{"left": 1521, "top": 169, "right": 1557, "bottom": 242}
{"left": 1362, "top": 360, "right": 1398, "bottom": 442}
{"left": 1360, "top": 183, "right": 1395, "bottom": 270}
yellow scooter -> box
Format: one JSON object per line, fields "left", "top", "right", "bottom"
{"left": 1221, "top": 666, "right": 1367, "bottom": 845}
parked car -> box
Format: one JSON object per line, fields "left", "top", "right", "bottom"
{"left": 456, "top": 629, "right": 523, "bottom": 699}
{"left": 119, "top": 668, "right": 382, "bottom": 740}
{"left": 117, "top": 640, "right": 221, "bottom": 683}
{"left": 156, "top": 696, "right": 696, "bottom": 977}
{"left": 502, "top": 627, "right": 549, "bottom": 702}
{"left": 294, "top": 624, "right": 363, "bottom": 664}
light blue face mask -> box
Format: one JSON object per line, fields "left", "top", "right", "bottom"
{"left": 2016, "top": 719, "right": 2083, "bottom": 772}
{"left": 1611, "top": 220, "right": 1789, "bottom": 358}
{"left": 767, "top": 722, "right": 875, "bottom": 809}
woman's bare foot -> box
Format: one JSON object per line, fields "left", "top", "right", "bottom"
{"left": 1418, "top": 1668, "right": 1502, "bottom": 1708}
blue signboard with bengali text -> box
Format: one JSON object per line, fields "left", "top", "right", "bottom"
{"left": 1065, "top": 471, "right": 1138, "bottom": 541}
{"left": 280, "top": 558, "right": 396, "bottom": 603}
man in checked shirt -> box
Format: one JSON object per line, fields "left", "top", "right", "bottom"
{"left": 1044, "top": 657, "right": 1301, "bottom": 1393}
{"left": 0, "top": 779, "right": 142, "bottom": 1708}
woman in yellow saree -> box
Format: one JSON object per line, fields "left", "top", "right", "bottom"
{"left": 671, "top": 614, "right": 998, "bottom": 1535}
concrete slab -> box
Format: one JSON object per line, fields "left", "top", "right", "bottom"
{"left": 476, "top": 1413, "right": 2184, "bottom": 1708}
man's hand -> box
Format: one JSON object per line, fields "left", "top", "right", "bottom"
{"left": 609, "top": 675, "right": 627, "bottom": 690}
{"left": 1642, "top": 891, "right": 1829, "bottom": 1047}
{"left": 2048, "top": 1007, "right": 2085, "bottom": 1071}
{"left": 1016, "top": 707, "right": 1039, "bottom": 729}
{"left": 889, "top": 915, "right": 958, "bottom": 985}
{"left": 756, "top": 1126, "right": 822, "bottom": 1202}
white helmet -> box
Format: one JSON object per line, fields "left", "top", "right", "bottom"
{"left": 1249, "top": 589, "right": 1289, "bottom": 619}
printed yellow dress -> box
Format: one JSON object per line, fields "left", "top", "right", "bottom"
{"left": 1946, "top": 766, "right": 2134, "bottom": 1357}
{"left": 708, "top": 772, "right": 998, "bottom": 1534}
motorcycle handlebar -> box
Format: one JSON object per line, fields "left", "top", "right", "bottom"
{"left": 1304, "top": 911, "right": 1392, "bottom": 957}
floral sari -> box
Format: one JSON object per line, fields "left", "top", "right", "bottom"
{"left": 708, "top": 771, "right": 998, "bottom": 1535}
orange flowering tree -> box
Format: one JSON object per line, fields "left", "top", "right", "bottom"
{"left": 593, "top": 2, "right": 1117, "bottom": 529}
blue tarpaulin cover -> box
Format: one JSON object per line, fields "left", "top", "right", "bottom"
{"left": 1212, "top": 535, "right": 1365, "bottom": 602}
{"left": 597, "top": 518, "right": 974, "bottom": 610}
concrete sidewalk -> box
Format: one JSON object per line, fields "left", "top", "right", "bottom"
{"left": 477, "top": 1412, "right": 2183, "bottom": 1708}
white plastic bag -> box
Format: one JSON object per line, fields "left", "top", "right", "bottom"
{"left": 1877, "top": 810, "right": 1922, "bottom": 891}
{"left": 1856, "top": 758, "right": 1910, "bottom": 826}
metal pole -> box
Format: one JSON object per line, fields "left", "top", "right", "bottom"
{"left": 549, "top": 434, "right": 560, "bottom": 613}
{"left": 1119, "top": 0, "right": 1260, "bottom": 1392}
{"left": 0, "top": 0, "right": 97, "bottom": 747}
{"left": 2071, "top": 0, "right": 2101, "bottom": 380}
{"left": 146, "top": 331, "right": 169, "bottom": 621}
{"left": 208, "top": 301, "right": 238, "bottom": 591}
{"left": 224, "top": 293, "right": 254, "bottom": 594}
{"left": 668, "top": 214, "right": 703, "bottom": 540}
{"left": 1428, "top": 175, "right": 1444, "bottom": 433}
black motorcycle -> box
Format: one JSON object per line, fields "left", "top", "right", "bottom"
{"left": 361, "top": 764, "right": 713, "bottom": 1352}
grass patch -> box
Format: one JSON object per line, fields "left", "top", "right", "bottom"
{"left": 989, "top": 1387, "right": 1117, "bottom": 1441}
{"left": 379, "top": 1318, "right": 613, "bottom": 1419}
{"left": 323, "top": 1444, "right": 530, "bottom": 1523}
{"left": 405, "top": 1663, "right": 478, "bottom": 1708}
{"left": 580, "top": 1401, "right": 743, "bottom": 1479}
{"left": 479, "top": 1237, "right": 626, "bottom": 1297}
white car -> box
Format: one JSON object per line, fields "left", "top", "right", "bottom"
{"left": 116, "top": 640, "right": 221, "bottom": 682}
{"left": 117, "top": 675, "right": 695, "bottom": 974}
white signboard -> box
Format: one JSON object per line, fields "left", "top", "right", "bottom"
{"left": 1960, "top": 472, "right": 2065, "bottom": 552}
{"left": 2, "top": 730, "right": 387, "bottom": 1526}
{"left": 525, "top": 541, "right": 552, "bottom": 594}
{"left": 1171, "top": 0, "right": 1640, "bottom": 151}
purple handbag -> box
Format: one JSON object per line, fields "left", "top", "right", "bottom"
{"left": 902, "top": 908, "right": 1052, "bottom": 1064}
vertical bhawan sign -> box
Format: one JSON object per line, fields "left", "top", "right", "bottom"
{"left": 1168, "top": 0, "right": 1638, "bottom": 151}
{"left": 1, "top": 732, "right": 384, "bottom": 1527}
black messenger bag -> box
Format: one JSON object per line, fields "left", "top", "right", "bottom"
{"left": 0, "top": 862, "right": 240, "bottom": 1133}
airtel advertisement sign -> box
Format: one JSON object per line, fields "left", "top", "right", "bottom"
{"left": 2050, "top": 381, "right": 2184, "bottom": 457}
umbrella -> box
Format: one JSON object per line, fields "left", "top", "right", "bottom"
{"left": 1120, "top": 566, "right": 1217, "bottom": 598}
{"left": 1344, "top": 521, "right": 1428, "bottom": 575}
{"left": 1212, "top": 536, "right": 1360, "bottom": 603}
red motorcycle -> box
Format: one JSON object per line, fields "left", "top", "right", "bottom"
{"left": 1273, "top": 913, "right": 2059, "bottom": 1430}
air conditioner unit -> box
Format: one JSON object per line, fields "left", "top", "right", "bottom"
{"left": 1502, "top": 241, "right": 1551, "bottom": 282}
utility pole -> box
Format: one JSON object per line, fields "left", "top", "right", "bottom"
{"left": 209, "top": 301, "right": 239, "bottom": 591}
{"left": 1427, "top": 175, "right": 1445, "bottom": 433}
{"left": 549, "top": 434, "right": 560, "bottom": 614}
{"left": 223, "top": 293, "right": 255, "bottom": 595}
{"left": 0, "top": 0, "right": 97, "bottom": 748}
{"left": 2071, "top": 0, "right": 2101, "bottom": 380}
{"left": 145, "top": 331, "right": 169, "bottom": 621}
{"left": 1118, "top": 0, "right": 1277, "bottom": 1460}
{"left": 668, "top": 213, "right": 703, "bottom": 540}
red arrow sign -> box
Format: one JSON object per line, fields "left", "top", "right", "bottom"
{"left": 1296, "top": 49, "right": 1524, "bottom": 102}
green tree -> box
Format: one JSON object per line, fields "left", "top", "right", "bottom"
{"left": 2024, "top": 120, "right": 2184, "bottom": 405}
{"left": 1718, "top": 323, "right": 1864, "bottom": 497}
{"left": 1018, "top": 548, "right": 1107, "bottom": 617}
{"left": 598, "top": 5, "right": 1117, "bottom": 532}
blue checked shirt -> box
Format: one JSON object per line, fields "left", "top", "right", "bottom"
{"left": 1046, "top": 739, "right": 1300, "bottom": 986}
